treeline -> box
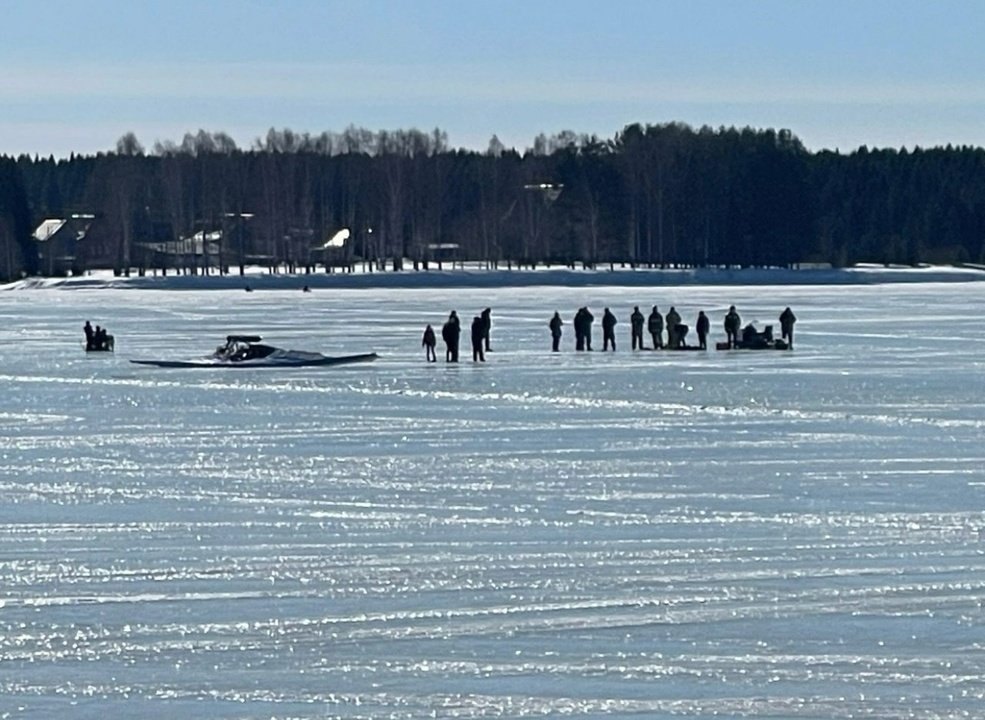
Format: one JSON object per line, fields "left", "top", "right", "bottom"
{"left": 3, "top": 122, "right": 985, "bottom": 282}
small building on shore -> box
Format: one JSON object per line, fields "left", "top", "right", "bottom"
{"left": 32, "top": 214, "right": 95, "bottom": 275}
{"left": 136, "top": 230, "right": 223, "bottom": 270}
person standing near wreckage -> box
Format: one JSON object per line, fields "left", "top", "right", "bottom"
{"left": 647, "top": 306, "right": 663, "bottom": 349}
{"left": 780, "top": 307, "right": 797, "bottom": 348}
{"left": 442, "top": 311, "right": 461, "bottom": 362}
{"left": 480, "top": 307, "right": 492, "bottom": 352}
{"left": 630, "top": 306, "right": 645, "bottom": 350}
{"left": 696, "top": 310, "right": 710, "bottom": 350}
{"left": 575, "top": 307, "right": 594, "bottom": 351}
{"left": 602, "top": 308, "right": 618, "bottom": 351}
{"left": 422, "top": 324, "right": 437, "bottom": 362}
{"left": 665, "top": 307, "right": 681, "bottom": 348}
{"left": 724, "top": 305, "right": 741, "bottom": 349}
{"left": 471, "top": 315, "right": 486, "bottom": 362}
{"left": 549, "top": 312, "right": 563, "bottom": 352}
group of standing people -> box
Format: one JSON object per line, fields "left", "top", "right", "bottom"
{"left": 83, "top": 320, "right": 114, "bottom": 352}
{"left": 422, "top": 307, "right": 492, "bottom": 363}
{"left": 554, "top": 305, "right": 713, "bottom": 351}
{"left": 550, "top": 304, "right": 796, "bottom": 352}
{"left": 421, "top": 304, "right": 797, "bottom": 362}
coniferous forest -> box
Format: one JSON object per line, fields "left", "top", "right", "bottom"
{"left": 3, "top": 122, "right": 985, "bottom": 282}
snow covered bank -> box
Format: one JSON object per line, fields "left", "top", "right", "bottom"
{"left": 4, "top": 263, "right": 985, "bottom": 291}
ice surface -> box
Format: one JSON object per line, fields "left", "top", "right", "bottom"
{"left": 1, "top": 282, "right": 985, "bottom": 718}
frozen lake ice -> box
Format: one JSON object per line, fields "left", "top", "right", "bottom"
{"left": 1, "top": 281, "right": 985, "bottom": 718}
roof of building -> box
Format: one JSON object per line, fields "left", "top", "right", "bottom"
{"left": 33, "top": 219, "right": 67, "bottom": 242}
{"left": 138, "top": 230, "right": 222, "bottom": 256}
{"left": 32, "top": 215, "right": 94, "bottom": 243}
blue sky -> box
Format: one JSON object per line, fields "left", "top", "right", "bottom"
{"left": 2, "top": 0, "right": 983, "bottom": 157}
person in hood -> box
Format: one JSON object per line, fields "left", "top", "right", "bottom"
{"left": 665, "top": 307, "right": 681, "bottom": 348}
{"left": 647, "top": 306, "right": 664, "bottom": 349}
{"left": 471, "top": 316, "right": 486, "bottom": 362}
{"left": 630, "top": 306, "right": 645, "bottom": 350}
{"left": 442, "top": 311, "right": 461, "bottom": 362}
{"left": 583, "top": 307, "right": 594, "bottom": 351}
{"left": 696, "top": 311, "right": 710, "bottom": 350}
{"left": 724, "top": 305, "right": 741, "bottom": 349}
{"left": 422, "top": 324, "right": 437, "bottom": 362}
{"left": 549, "top": 312, "right": 563, "bottom": 352}
{"left": 602, "top": 308, "right": 618, "bottom": 351}
{"left": 575, "top": 306, "right": 595, "bottom": 351}
{"left": 779, "top": 307, "right": 797, "bottom": 348}
{"left": 480, "top": 307, "right": 492, "bottom": 352}
{"left": 573, "top": 308, "right": 584, "bottom": 351}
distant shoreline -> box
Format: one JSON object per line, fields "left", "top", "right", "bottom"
{"left": 4, "top": 264, "right": 985, "bottom": 291}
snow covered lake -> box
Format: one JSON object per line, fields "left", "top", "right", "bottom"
{"left": 1, "top": 281, "right": 984, "bottom": 718}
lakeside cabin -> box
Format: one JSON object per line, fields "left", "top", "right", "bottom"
{"left": 32, "top": 215, "right": 95, "bottom": 276}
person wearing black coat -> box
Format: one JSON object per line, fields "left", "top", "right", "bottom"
{"left": 93, "top": 325, "right": 107, "bottom": 350}
{"left": 724, "top": 305, "right": 741, "bottom": 349}
{"left": 422, "top": 324, "right": 437, "bottom": 362}
{"left": 480, "top": 307, "right": 492, "bottom": 352}
{"left": 574, "top": 306, "right": 594, "bottom": 351}
{"left": 665, "top": 307, "right": 681, "bottom": 348}
{"left": 442, "top": 311, "right": 461, "bottom": 362}
{"left": 549, "top": 312, "right": 563, "bottom": 352}
{"left": 779, "top": 307, "right": 797, "bottom": 348}
{"left": 696, "top": 311, "right": 710, "bottom": 350}
{"left": 471, "top": 316, "right": 486, "bottom": 362}
{"left": 573, "top": 308, "right": 585, "bottom": 351}
{"left": 630, "top": 306, "right": 645, "bottom": 350}
{"left": 647, "top": 306, "right": 663, "bottom": 349}
{"left": 602, "top": 308, "right": 617, "bottom": 351}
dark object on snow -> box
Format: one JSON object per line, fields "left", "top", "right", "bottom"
{"left": 716, "top": 323, "right": 789, "bottom": 351}
{"left": 85, "top": 321, "right": 114, "bottom": 352}
{"left": 779, "top": 307, "right": 797, "bottom": 348}
{"left": 442, "top": 311, "right": 461, "bottom": 362}
{"left": 422, "top": 324, "right": 437, "bottom": 362}
{"left": 131, "top": 335, "right": 377, "bottom": 368}
{"left": 549, "top": 312, "right": 563, "bottom": 352}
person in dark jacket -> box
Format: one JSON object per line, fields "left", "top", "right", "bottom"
{"left": 779, "top": 307, "right": 797, "bottom": 348}
{"left": 647, "top": 306, "right": 663, "bottom": 349}
{"left": 584, "top": 307, "right": 594, "bottom": 350}
{"left": 575, "top": 306, "right": 594, "bottom": 351}
{"left": 442, "top": 311, "right": 460, "bottom": 362}
{"left": 630, "top": 306, "right": 645, "bottom": 350}
{"left": 480, "top": 307, "right": 492, "bottom": 352}
{"left": 696, "top": 311, "right": 710, "bottom": 350}
{"left": 549, "top": 312, "right": 563, "bottom": 352}
{"left": 83, "top": 320, "right": 94, "bottom": 351}
{"left": 422, "top": 324, "right": 437, "bottom": 362}
{"left": 602, "top": 308, "right": 617, "bottom": 351}
{"left": 665, "top": 307, "right": 681, "bottom": 348}
{"left": 471, "top": 316, "right": 486, "bottom": 362}
{"left": 724, "top": 305, "right": 741, "bottom": 348}
{"left": 573, "top": 308, "right": 583, "bottom": 350}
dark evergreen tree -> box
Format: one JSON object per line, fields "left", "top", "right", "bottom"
{"left": 6, "top": 122, "right": 985, "bottom": 279}
{"left": 0, "top": 157, "right": 33, "bottom": 280}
